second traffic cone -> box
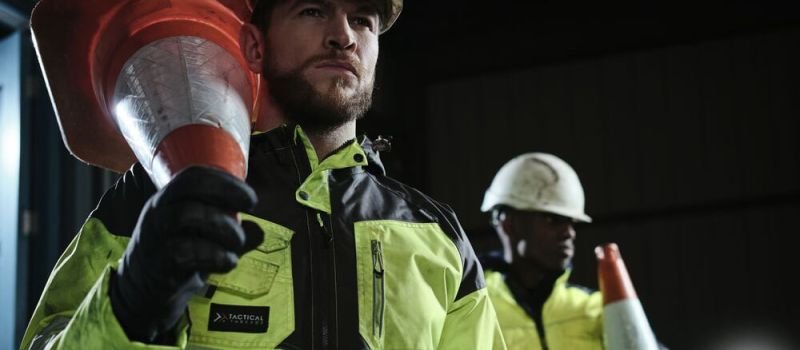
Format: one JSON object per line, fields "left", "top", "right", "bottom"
{"left": 595, "top": 243, "right": 659, "bottom": 350}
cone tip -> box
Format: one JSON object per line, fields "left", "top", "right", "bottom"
{"left": 596, "top": 242, "right": 637, "bottom": 304}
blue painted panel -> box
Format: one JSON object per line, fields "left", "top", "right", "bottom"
{"left": 0, "top": 31, "right": 21, "bottom": 350}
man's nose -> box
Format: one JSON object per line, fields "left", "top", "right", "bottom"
{"left": 325, "top": 14, "right": 356, "bottom": 51}
{"left": 559, "top": 224, "right": 576, "bottom": 240}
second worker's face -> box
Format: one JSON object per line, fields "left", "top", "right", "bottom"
{"left": 511, "top": 211, "right": 577, "bottom": 273}
{"left": 263, "top": 0, "right": 380, "bottom": 132}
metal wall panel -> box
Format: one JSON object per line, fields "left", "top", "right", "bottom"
{"left": 427, "top": 27, "right": 800, "bottom": 229}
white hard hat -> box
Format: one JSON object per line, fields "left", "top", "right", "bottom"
{"left": 481, "top": 153, "right": 592, "bottom": 223}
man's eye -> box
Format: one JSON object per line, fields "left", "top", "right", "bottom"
{"left": 539, "top": 213, "right": 572, "bottom": 225}
{"left": 300, "top": 8, "right": 323, "bottom": 17}
{"left": 351, "top": 17, "right": 374, "bottom": 30}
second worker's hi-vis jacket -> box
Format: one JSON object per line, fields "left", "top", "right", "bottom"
{"left": 21, "top": 125, "right": 506, "bottom": 350}
{"left": 485, "top": 268, "right": 603, "bottom": 350}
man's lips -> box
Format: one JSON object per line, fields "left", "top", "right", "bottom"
{"left": 315, "top": 60, "right": 358, "bottom": 77}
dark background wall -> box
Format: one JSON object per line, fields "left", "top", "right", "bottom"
{"left": 9, "top": 0, "right": 800, "bottom": 349}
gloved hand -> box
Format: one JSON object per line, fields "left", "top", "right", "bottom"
{"left": 109, "top": 166, "right": 263, "bottom": 343}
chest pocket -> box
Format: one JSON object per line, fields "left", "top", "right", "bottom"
{"left": 187, "top": 214, "right": 295, "bottom": 349}
{"left": 354, "top": 220, "right": 462, "bottom": 350}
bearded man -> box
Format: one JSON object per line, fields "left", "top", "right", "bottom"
{"left": 20, "top": 1, "right": 505, "bottom": 349}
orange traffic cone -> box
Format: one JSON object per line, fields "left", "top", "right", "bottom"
{"left": 596, "top": 243, "right": 659, "bottom": 350}
{"left": 31, "top": 0, "right": 281, "bottom": 187}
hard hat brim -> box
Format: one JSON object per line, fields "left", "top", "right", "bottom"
{"left": 377, "top": 0, "right": 402, "bottom": 34}
{"left": 482, "top": 192, "right": 592, "bottom": 223}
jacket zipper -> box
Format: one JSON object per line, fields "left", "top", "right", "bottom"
{"left": 288, "top": 136, "right": 318, "bottom": 350}
{"left": 317, "top": 212, "right": 338, "bottom": 349}
{"left": 371, "top": 240, "right": 385, "bottom": 338}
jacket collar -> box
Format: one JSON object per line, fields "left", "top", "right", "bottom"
{"left": 250, "top": 124, "right": 387, "bottom": 176}
{"left": 250, "top": 125, "right": 387, "bottom": 214}
{"left": 359, "top": 135, "right": 387, "bottom": 176}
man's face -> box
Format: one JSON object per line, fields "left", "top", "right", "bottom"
{"left": 510, "top": 211, "right": 577, "bottom": 273}
{"left": 263, "top": 0, "right": 380, "bottom": 133}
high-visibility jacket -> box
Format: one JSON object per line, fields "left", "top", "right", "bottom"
{"left": 21, "top": 125, "right": 506, "bottom": 350}
{"left": 485, "top": 269, "right": 603, "bottom": 350}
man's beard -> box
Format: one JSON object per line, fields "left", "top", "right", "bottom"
{"left": 264, "top": 53, "right": 374, "bottom": 135}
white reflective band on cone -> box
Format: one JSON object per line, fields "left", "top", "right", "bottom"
{"left": 113, "top": 36, "right": 252, "bottom": 187}
{"left": 603, "top": 299, "right": 659, "bottom": 350}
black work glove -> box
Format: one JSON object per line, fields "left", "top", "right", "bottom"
{"left": 109, "top": 166, "right": 263, "bottom": 343}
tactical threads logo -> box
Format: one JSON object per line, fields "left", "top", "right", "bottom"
{"left": 208, "top": 303, "right": 270, "bottom": 333}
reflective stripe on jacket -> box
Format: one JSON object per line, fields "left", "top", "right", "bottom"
{"left": 486, "top": 270, "right": 603, "bottom": 350}
{"left": 21, "top": 125, "right": 506, "bottom": 350}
